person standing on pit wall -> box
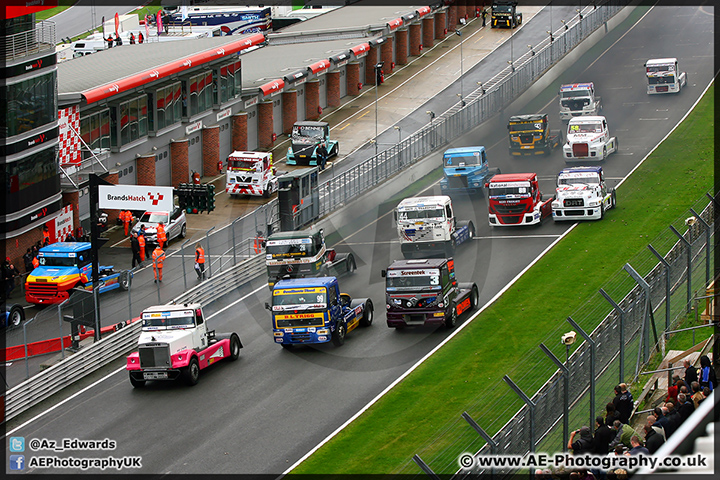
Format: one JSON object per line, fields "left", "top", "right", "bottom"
{"left": 137, "top": 231, "right": 146, "bottom": 262}
{"left": 129, "top": 32, "right": 135, "bottom": 44}
{"left": 156, "top": 222, "right": 167, "bottom": 249}
{"left": 195, "top": 242, "right": 205, "bottom": 280}
{"left": 152, "top": 244, "right": 165, "bottom": 283}
{"left": 138, "top": 31, "right": 144, "bottom": 43}
{"left": 130, "top": 232, "right": 142, "bottom": 268}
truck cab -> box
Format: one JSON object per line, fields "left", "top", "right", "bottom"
{"left": 25, "top": 242, "right": 130, "bottom": 305}
{"left": 382, "top": 258, "right": 478, "bottom": 329}
{"left": 507, "top": 114, "right": 563, "bottom": 156}
{"left": 267, "top": 277, "right": 373, "bottom": 347}
{"left": 486, "top": 173, "right": 553, "bottom": 226}
{"left": 558, "top": 83, "right": 602, "bottom": 121}
{"left": 552, "top": 166, "right": 616, "bottom": 221}
{"left": 645, "top": 58, "right": 687, "bottom": 94}
{"left": 286, "top": 121, "right": 339, "bottom": 166}
{"left": 395, "top": 195, "right": 475, "bottom": 258}
{"left": 439, "top": 146, "right": 500, "bottom": 196}
{"left": 563, "top": 116, "right": 617, "bottom": 162}
{"left": 126, "top": 303, "right": 242, "bottom": 387}
{"left": 225, "top": 150, "right": 277, "bottom": 198}
{"left": 491, "top": 1, "right": 522, "bottom": 28}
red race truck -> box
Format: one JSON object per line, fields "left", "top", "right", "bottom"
{"left": 485, "top": 173, "right": 553, "bottom": 226}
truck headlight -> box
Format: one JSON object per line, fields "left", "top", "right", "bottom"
{"left": 589, "top": 200, "right": 600, "bottom": 207}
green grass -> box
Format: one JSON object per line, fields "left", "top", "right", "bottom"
{"left": 293, "top": 84, "right": 714, "bottom": 474}
{"left": 34, "top": 4, "right": 73, "bottom": 22}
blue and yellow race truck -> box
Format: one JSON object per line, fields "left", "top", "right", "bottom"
{"left": 25, "top": 242, "right": 132, "bottom": 306}
{"left": 265, "top": 277, "right": 373, "bottom": 348}
{"left": 439, "top": 146, "right": 500, "bottom": 197}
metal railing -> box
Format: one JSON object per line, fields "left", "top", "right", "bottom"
{"left": 1, "top": 21, "right": 55, "bottom": 60}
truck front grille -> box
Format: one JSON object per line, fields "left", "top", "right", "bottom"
{"left": 139, "top": 344, "right": 171, "bottom": 369}
{"left": 572, "top": 144, "right": 589, "bottom": 157}
{"left": 564, "top": 198, "right": 584, "bottom": 207}
{"left": 519, "top": 134, "right": 535, "bottom": 144}
{"left": 26, "top": 282, "right": 59, "bottom": 297}
{"left": 494, "top": 204, "right": 527, "bottom": 215}
{"left": 563, "top": 99, "right": 590, "bottom": 110}
{"left": 447, "top": 176, "right": 469, "bottom": 189}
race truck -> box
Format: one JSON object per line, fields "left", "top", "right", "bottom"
{"left": 439, "top": 146, "right": 500, "bottom": 196}
{"left": 225, "top": 150, "right": 278, "bottom": 198}
{"left": 491, "top": 1, "right": 522, "bottom": 28}
{"left": 265, "top": 228, "right": 356, "bottom": 288}
{"left": 552, "top": 166, "right": 617, "bottom": 221}
{"left": 395, "top": 195, "right": 475, "bottom": 259}
{"left": 266, "top": 276, "right": 373, "bottom": 348}
{"left": 25, "top": 242, "right": 132, "bottom": 305}
{"left": 563, "top": 116, "right": 618, "bottom": 162}
{"left": 286, "top": 121, "right": 339, "bottom": 166}
{"left": 382, "top": 258, "right": 478, "bottom": 329}
{"left": 558, "top": 83, "right": 602, "bottom": 121}
{"left": 126, "top": 303, "right": 243, "bottom": 387}
{"left": 485, "top": 173, "right": 553, "bottom": 226}
{"left": 507, "top": 113, "right": 563, "bottom": 156}
{"left": 645, "top": 58, "right": 687, "bottom": 94}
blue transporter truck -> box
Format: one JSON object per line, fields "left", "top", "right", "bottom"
{"left": 439, "top": 146, "right": 500, "bottom": 197}
{"left": 266, "top": 277, "right": 373, "bottom": 348}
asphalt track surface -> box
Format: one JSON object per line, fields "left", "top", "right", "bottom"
{"left": 5, "top": 4, "right": 715, "bottom": 475}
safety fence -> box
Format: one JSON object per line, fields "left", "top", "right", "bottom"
{"left": 405, "top": 191, "right": 717, "bottom": 478}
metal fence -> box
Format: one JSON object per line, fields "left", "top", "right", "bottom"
{"left": 403, "top": 191, "right": 717, "bottom": 478}
{"left": 0, "top": 20, "right": 55, "bottom": 60}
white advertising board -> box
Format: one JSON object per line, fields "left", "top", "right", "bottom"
{"left": 98, "top": 185, "right": 173, "bottom": 212}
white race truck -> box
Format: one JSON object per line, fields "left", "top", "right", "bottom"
{"left": 126, "top": 303, "right": 242, "bottom": 387}
{"left": 225, "top": 151, "right": 278, "bottom": 197}
{"left": 563, "top": 116, "right": 617, "bottom": 162}
{"left": 645, "top": 58, "right": 687, "bottom": 94}
{"left": 558, "top": 83, "right": 602, "bottom": 121}
{"left": 395, "top": 195, "right": 475, "bottom": 259}
{"left": 552, "top": 166, "right": 616, "bottom": 221}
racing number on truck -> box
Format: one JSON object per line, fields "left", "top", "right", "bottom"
{"left": 456, "top": 297, "right": 471, "bottom": 315}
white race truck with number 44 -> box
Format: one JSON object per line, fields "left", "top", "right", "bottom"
{"left": 563, "top": 116, "right": 617, "bottom": 162}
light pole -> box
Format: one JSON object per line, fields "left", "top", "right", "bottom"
{"left": 394, "top": 125, "right": 402, "bottom": 143}
{"left": 426, "top": 110, "right": 435, "bottom": 148}
{"left": 455, "top": 29, "right": 465, "bottom": 107}
{"left": 373, "top": 62, "right": 384, "bottom": 157}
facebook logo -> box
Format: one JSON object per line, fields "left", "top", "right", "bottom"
{"left": 9, "top": 455, "right": 25, "bottom": 470}
{"left": 9, "top": 436, "right": 25, "bottom": 452}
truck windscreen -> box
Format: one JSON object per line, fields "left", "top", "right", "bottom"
{"left": 568, "top": 123, "right": 602, "bottom": 134}
{"left": 561, "top": 90, "right": 590, "bottom": 98}
{"left": 292, "top": 126, "right": 324, "bottom": 142}
{"left": 38, "top": 256, "right": 77, "bottom": 267}
{"left": 229, "top": 159, "right": 258, "bottom": 171}
{"left": 558, "top": 175, "right": 599, "bottom": 186}
{"left": 398, "top": 208, "right": 445, "bottom": 220}
{"left": 509, "top": 122, "right": 543, "bottom": 132}
{"left": 489, "top": 186, "right": 529, "bottom": 196}
{"left": 386, "top": 270, "right": 441, "bottom": 290}
{"left": 444, "top": 153, "right": 481, "bottom": 166}
{"left": 266, "top": 239, "right": 318, "bottom": 257}
{"left": 273, "top": 290, "right": 327, "bottom": 308}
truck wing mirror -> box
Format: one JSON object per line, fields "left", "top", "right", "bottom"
{"left": 264, "top": 302, "right": 270, "bottom": 310}
{"left": 381, "top": 269, "right": 386, "bottom": 277}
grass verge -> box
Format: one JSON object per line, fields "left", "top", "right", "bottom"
{"left": 292, "top": 83, "right": 714, "bottom": 474}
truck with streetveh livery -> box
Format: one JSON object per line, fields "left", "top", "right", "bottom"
{"left": 563, "top": 116, "right": 617, "bottom": 162}
{"left": 395, "top": 196, "right": 475, "bottom": 259}
{"left": 25, "top": 242, "right": 132, "bottom": 305}
{"left": 266, "top": 277, "right": 373, "bottom": 348}
{"left": 507, "top": 114, "right": 563, "bottom": 156}
{"left": 382, "top": 258, "right": 478, "bottom": 329}
{"left": 491, "top": 1, "right": 522, "bottom": 28}
{"left": 552, "top": 166, "right": 616, "bottom": 221}
{"left": 225, "top": 150, "right": 278, "bottom": 198}
{"left": 126, "top": 303, "right": 242, "bottom": 387}
{"left": 286, "top": 121, "right": 338, "bottom": 166}
{"left": 485, "top": 173, "right": 553, "bottom": 226}
{"left": 558, "top": 83, "right": 602, "bottom": 121}
{"left": 265, "top": 228, "right": 356, "bottom": 288}
{"left": 439, "top": 146, "right": 500, "bottom": 196}
{"left": 645, "top": 58, "right": 686, "bottom": 94}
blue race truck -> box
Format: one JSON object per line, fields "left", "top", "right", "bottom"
{"left": 266, "top": 277, "right": 373, "bottom": 348}
{"left": 439, "top": 146, "right": 500, "bottom": 197}
{"left": 286, "top": 121, "right": 339, "bottom": 166}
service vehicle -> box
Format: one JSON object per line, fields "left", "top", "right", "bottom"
{"left": 645, "top": 58, "right": 687, "bottom": 94}
{"left": 266, "top": 277, "right": 373, "bottom": 348}
{"left": 552, "top": 166, "right": 616, "bottom": 221}
{"left": 485, "top": 173, "right": 553, "bottom": 226}
{"left": 225, "top": 150, "right": 278, "bottom": 198}
{"left": 382, "top": 258, "right": 478, "bottom": 329}
{"left": 507, "top": 114, "right": 563, "bottom": 156}
{"left": 265, "top": 228, "right": 356, "bottom": 288}
{"left": 126, "top": 303, "right": 242, "bottom": 387}
{"left": 439, "top": 146, "right": 500, "bottom": 196}
{"left": 491, "top": 1, "right": 522, "bottom": 28}
{"left": 558, "top": 83, "right": 602, "bottom": 121}
{"left": 130, "top": 206, "right": 187, "bottom": 245}
{"left": 395, "top": 196, "right": 475, "bottom": 259}
{"left": 4, "top": 304, "right": 25, "bottom": 328}
{"left": 25, "top": 242, "right": 131, "bottom": 305}
{"left": 563, "top": 116, "right": 618, "bottom": 162}
{"left": 286, "top": 121, "right": 339, "bottom": 166}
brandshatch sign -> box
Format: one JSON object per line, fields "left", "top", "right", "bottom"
{"left": 98, "top": 185, "right": 173, "bottom": 211}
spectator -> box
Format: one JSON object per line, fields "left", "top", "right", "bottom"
{"left": 568, "top": 426, "right": 594, "bottom": 455}
{"left": 65, "top": 232, "right": 76, "bottom": 242}
{"left": 666, "top": 376, "right": 682, "bottom": 403}
{"left": 129, "top": 32, "right": 135, "bottom": 44}
{"left": 643, "top": 422, "right": 664, "bottom": 454}
{"left": 23, "top": 248, "right": 33, "bottom": 273}
{"left": 115, "top": 34, "right": 122, "bottom": 46}
{"left": 609, "top": 420, "right": 634, "bottom": 450}
{"left": 691, "top": 381, "right": 704, "bottom": 409}
{"left": 2, "top": 258, "right": 20, "bottom": 299}
{"left": 627, "top": 435, "right": 649, "bottom": 455}
{"left": 106, "top": 35, "right": 113, "bottom": 48}
{"left": 138, "top": 32, "right": 144, "bottom": 43}
{"left": 593, "top": 416, "right": 614, "bottom": 454}
{"left": 699, "top": 387, "right": 711, "bottom": 405}
{"left": 683, "top": 358, "right": 698, "bottom": 391}
{"left": 652, "top": 406, "right": 670, "bottom": 438}
{"left": 664, "top": 401, "right": 682, "bottom": 437}
{"left": 605, "top": 402, "right": 620, "bottom": 426}
{"left": 614, "top": 383, "right": 633, "bottom": 424}
{"left": 677, "top": 392, "right": 695, "bottom": 423}
{"left": 614, "top": 469, "right": 628, "bottom": 480}
{"left": 482, "top": 7, "right": 487, "bottom": 27}
{"left": 698, "top": 355, "right": 716, "bottom": 392}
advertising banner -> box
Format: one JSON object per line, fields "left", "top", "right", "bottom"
{"left": 98, "top": 185, "right": 173, "bottom": 212}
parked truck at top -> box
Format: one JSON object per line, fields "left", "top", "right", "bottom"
{"left": 382, "top": 258, "right": 478, "bottom": 329}
{"left": 552, "top": 166, "right": 616, "bottom": 221}
{"left": 485, "top": 173, "right": 553, "bottom": 226}
{"left": 507, "top": 113, "right": 563, "bottom": 156}
{"left": 225, "top": 150, "right": 278, "bottom": 197}
{"left": 563, "top": 116, "right": 617, "bottom": 162}
{"left": 286, "top": 121, "right": 338, "bottom": 166}
{"left": 491, "top": 1, "right": 522, "bottom": 28}
{"left": 439, "top": 146, "right": 500, "bottom": 196}
{"left": 395, "top": 195, "right": 475, "bottom": 259}
{"left": 266, "top": 277, "right": 373, "bottom": 348}
{"left": 126, "top": 303, "right": 243, "bottom": 387}
{"left": 645, "top": 58, "right": 686, "bottom": 94}
{"left": 25, "top": 242, "right": 131, "bottom": 305}
{"left": 558, "top": 83, "right": 602, "bottom": 121}
{"left": 265, "top": 228, "right": 356, "bottom": 288}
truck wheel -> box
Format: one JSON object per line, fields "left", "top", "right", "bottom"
{"left": 263, "top": 188, "right": 270, "bottom": 198}
{"left": 600, "top": 203, "right": 605, "bottom": 220}
{"left": 603, "top": 146, "right": 607, "bottom": 159}
{"left": 467, "top": 221, "right": 476, "bottom": 241}
{"left": 229, "top": 334, "right": 241, "bottom": 361}
{"left": 346, "top": 255, "right": 356, "bottom": 274}
{"left": 180, "top": 224, "right": 187, "bottom": 239}
{"left": 470, "top": 285, "right": 479, "bottom": 310}
{"left": 611, "top": 189, "right": 617, "bottom": 209}
{"left": 8, "top": 304, "right": 24, "bottom": 327}
{"left": 119, "top": 270, "right": 131, "bottom": 291}
{"left": 129, "top": 374, "right": 145, "bottom": 388}
{"left": 360, "top": 300, "right": 374, "bottom": 327}
{"left": 445, "top": 304, "right": 457, "bottom": 328}
{"left": 183, "top": 357, "right": 200, "bottom": 386}
{"left": 332, "top": 320, "right": 347, "bottom": 346}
